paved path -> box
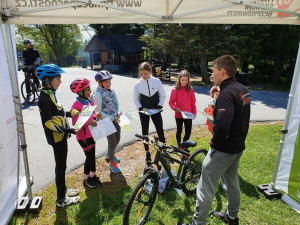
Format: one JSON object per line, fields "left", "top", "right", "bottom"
{"left": 18, "top": 68, "right": 288, "bottom": 193}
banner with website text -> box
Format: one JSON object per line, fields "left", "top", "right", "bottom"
{"left": 2, "top": 0, "right": 299, "bottom": 25}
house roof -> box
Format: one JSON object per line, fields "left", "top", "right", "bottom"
{"left": 84, "top": 35, "right": 146, "bottom": 54}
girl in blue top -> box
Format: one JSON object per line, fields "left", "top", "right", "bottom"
{"left": 91, "top": 70, "right": 122, "bottom": 173}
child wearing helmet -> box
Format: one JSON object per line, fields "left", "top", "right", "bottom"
{"left": 37, "top": 64, "right": 80, "bottom": 208}
{"left": 91, "top": 70, "right": 122, "bottom": 173}
{"left": 70, "top": 78, "right": 102, "bottom": 188}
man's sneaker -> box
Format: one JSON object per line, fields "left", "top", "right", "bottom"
{"left": 91, "top": 175, "right": 102, "bottom": 187}
{"left": 109, "top": 161, "right": 121, "bottom": 173}
{"left": 105, "top": 152, "right": 120, "bottom": 163}
{"left": 83, "top": 176, "right": 97, "bottom": 188}
{"left": 65, "top": 188, "right": 79, "bottom": 197}
{"left": 212, "top": 211, "right": 239, "bottom": 225}
{"left": 56, "top": 196, "right": 80, "bottom": 208}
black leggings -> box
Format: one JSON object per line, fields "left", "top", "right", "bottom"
{"left": 52, "top": 139, "right": 68, "bottom": 201}
{"left": 139, "top": 112, "right": 165, "bottom": 151}
{"left": 175, "top": 118, "right": 192, "bottom": 146}
{"left": 78, "top": 138, "right": 96, "bottom": 175}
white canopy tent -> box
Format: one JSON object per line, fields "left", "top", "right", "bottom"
{"left": 0, "top": 0, "right": 300, "bottom": 224}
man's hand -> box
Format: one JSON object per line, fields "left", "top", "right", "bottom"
{"left": 175, "top": 107, "right": 181, "bottom": 113}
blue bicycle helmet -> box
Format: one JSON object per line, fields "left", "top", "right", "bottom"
{"left": 36, "top": 64, "right": 65, "bottom": 80}
{"left": 95, "top": 70, "right": 113, "bottom": 82}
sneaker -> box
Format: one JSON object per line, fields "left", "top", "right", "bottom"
{"left": 105, "top": 152, "right": 120, "bottom": 163}
{"left": 109, "top": 161, "right": 121, "bottom": 173}
{"left": 212, "top": 211, "right": 239, "bottom": 225}
{"left": 91, "top": 175, "right": 102, "bottom": 187}
{"left": 83, "top": 176, "right": 97, "bottom": 188}
{"left": 65, "top": 188, "right": 79, "bottom": 197}
{"left": 56, "top": 196, "right": 80, "bottom": 208}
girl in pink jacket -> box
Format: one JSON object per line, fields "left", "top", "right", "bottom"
{"left": 70, "top": 78, "right": 102, "bottom": 189}
{"left": 169, "top": 70, "right": 197, "bottom": 147}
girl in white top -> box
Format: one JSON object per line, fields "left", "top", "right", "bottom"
{"left": 133, "top": 62, "right": 166, "bottom": 161}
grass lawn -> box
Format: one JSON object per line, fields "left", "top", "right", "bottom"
{"left": 10, "top": 122, "right": 300, "bottom": 225}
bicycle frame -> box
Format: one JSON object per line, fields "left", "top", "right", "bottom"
{"left": 149, "top": 146, "right": 194, "bottom": 189}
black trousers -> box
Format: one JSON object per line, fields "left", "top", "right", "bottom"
{"left": 175, "top": 118, "right": 192, "bottom": 146}
{"left": 139, "top": 112, "right": 165, "bottom": 151}
{"left": 78, "top": 138, "right": 96, "bottom": 175}
{"left": 52, "top": 139, "right": 68, "bottom": 201}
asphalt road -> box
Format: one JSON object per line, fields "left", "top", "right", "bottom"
{"left": 18, "top": 68, "right": 289, "bottom": 193}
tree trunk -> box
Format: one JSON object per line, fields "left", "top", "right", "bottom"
{"left": 200, "top": 55, "right": 210, "bottom": 84}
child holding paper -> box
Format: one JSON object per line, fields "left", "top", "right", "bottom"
{"left": 91, "top": 70, "right": 122, "bottom": 173}
{"left": 169, "top": 70, "right": 197, "bottom": 147}
{"left": 133, "top": 62, "right": 166, "bottom": 161}
{"left": 204, "top": 87, "right": 220, "bottom": 133}
{"left": 37, "top": 64, "right": 80, "bottom": 208}
{"left": 70, "top": 78, "right": 102, "bottom": 188}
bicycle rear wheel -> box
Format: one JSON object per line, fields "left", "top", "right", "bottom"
{"left": 21, "top": 80, "right": 35, "bottom": 104}
{"left": 123, "top": 170, "right": 159, "bottom": 225}
{"left": 181, "top": 148, "right": 208, "bottom": 196}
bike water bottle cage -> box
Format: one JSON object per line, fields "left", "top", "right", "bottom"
{"left": 70, "top": 78, "right": 91, "bottom": 97}
{"left": 95, "top": 70, "right": 113, "bottom": 82}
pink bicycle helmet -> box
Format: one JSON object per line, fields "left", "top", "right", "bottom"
{"left": 70, "top": 78, "right": 91, "bottom": 93}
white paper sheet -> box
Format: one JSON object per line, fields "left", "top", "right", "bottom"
{"left": 74, "top": 105, "right": 97, "bottom": 130}
{"left": 89, "top": 117, "right": 117, "bottom": 141}
{"left": 139, "top": 108, "right": 162, "bottom": 116}
{"left": 181, "top": 111, "right": 195, "bottom": 119}
{"left": 119, "top": 109, "right": 138, "bottom": 127}
{"left": 200, "top": 111, "right": 214, "bottom": 121}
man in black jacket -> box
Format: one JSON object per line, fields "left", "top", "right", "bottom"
{"left": 177, "top": 55, "right": 251, "bottom": 225}
{"left": 23, "top": 39, "right": 41, "bottom": 97}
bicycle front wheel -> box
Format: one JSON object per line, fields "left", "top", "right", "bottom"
{"left": 21, "top": 80, "right": 35, "bottom": 104}
{"left": 123, "top": 170, "right": 159, "bottom": 225}
{"left": 181, "top": 148, "right": 208, "bottom": 196}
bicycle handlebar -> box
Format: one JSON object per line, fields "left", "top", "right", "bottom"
{"left": 135, "top": 134, "right": 190, "bottom": 156}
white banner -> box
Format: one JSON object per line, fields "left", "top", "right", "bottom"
{"left": 274, "top": 44, "right": 300, "bottom": 210}
{"left": 2, "top": 0, "right": 300, "bottom": 25}
{"left": 0, "top": 24, "right": 19, "bottom": 225}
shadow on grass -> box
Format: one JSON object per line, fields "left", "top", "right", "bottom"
{"left": 239, "top": 176, "right": 259, "bottom": 199}
{"left": 75, "top": 172, "right": 131, "bottom": 224}
{"left": 54, "top": 207, "right": 68, "bottom": 225}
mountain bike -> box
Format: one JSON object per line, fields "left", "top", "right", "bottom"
{"left": 20, "top": 65, "right": 40, "bottom": 104}
{"left": 123, "top": 134, "right": 208, "bottom": 225}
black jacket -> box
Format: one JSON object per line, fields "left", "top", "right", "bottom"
{"left": 23, "top": 48, "right": 40, "bottom": 66}
{"left": 211, "top": 77, "right": 251, "bottom": 154}
{"left": 38, "top": 88, "right": 75, "bottom": 146}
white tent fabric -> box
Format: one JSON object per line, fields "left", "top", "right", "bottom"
{"left": 0, "top": 0, "right": 300, "bottom": 222}
{"left": 1, "top": 0, "right": 300, "bottom": 25}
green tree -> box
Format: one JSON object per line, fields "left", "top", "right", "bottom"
{"left": 16, "top": 24, "right": 82, "bottom": 66}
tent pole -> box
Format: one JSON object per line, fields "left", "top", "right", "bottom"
{"left": 3, "top": 22, "right": 33, "bottom": 201}
{"left": 272, "top": 42, "right": 300, "bottom": 189}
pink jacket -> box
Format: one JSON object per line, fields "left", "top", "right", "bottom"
{"left": 71, "top": 100, "right": 95, "bottom": 141}
{"left": 169, "top": 86, "right": 197, "bottom": 118}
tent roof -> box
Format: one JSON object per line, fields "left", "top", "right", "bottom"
{"left": 84, "top": 34, "right": 146, "bottom": 53}
{"left": 1, "top": 0, "right": 300, "bottom": 25}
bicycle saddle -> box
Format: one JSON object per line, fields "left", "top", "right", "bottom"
{"left": 180, "top": 140, "right": 197, "bottom": 148}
